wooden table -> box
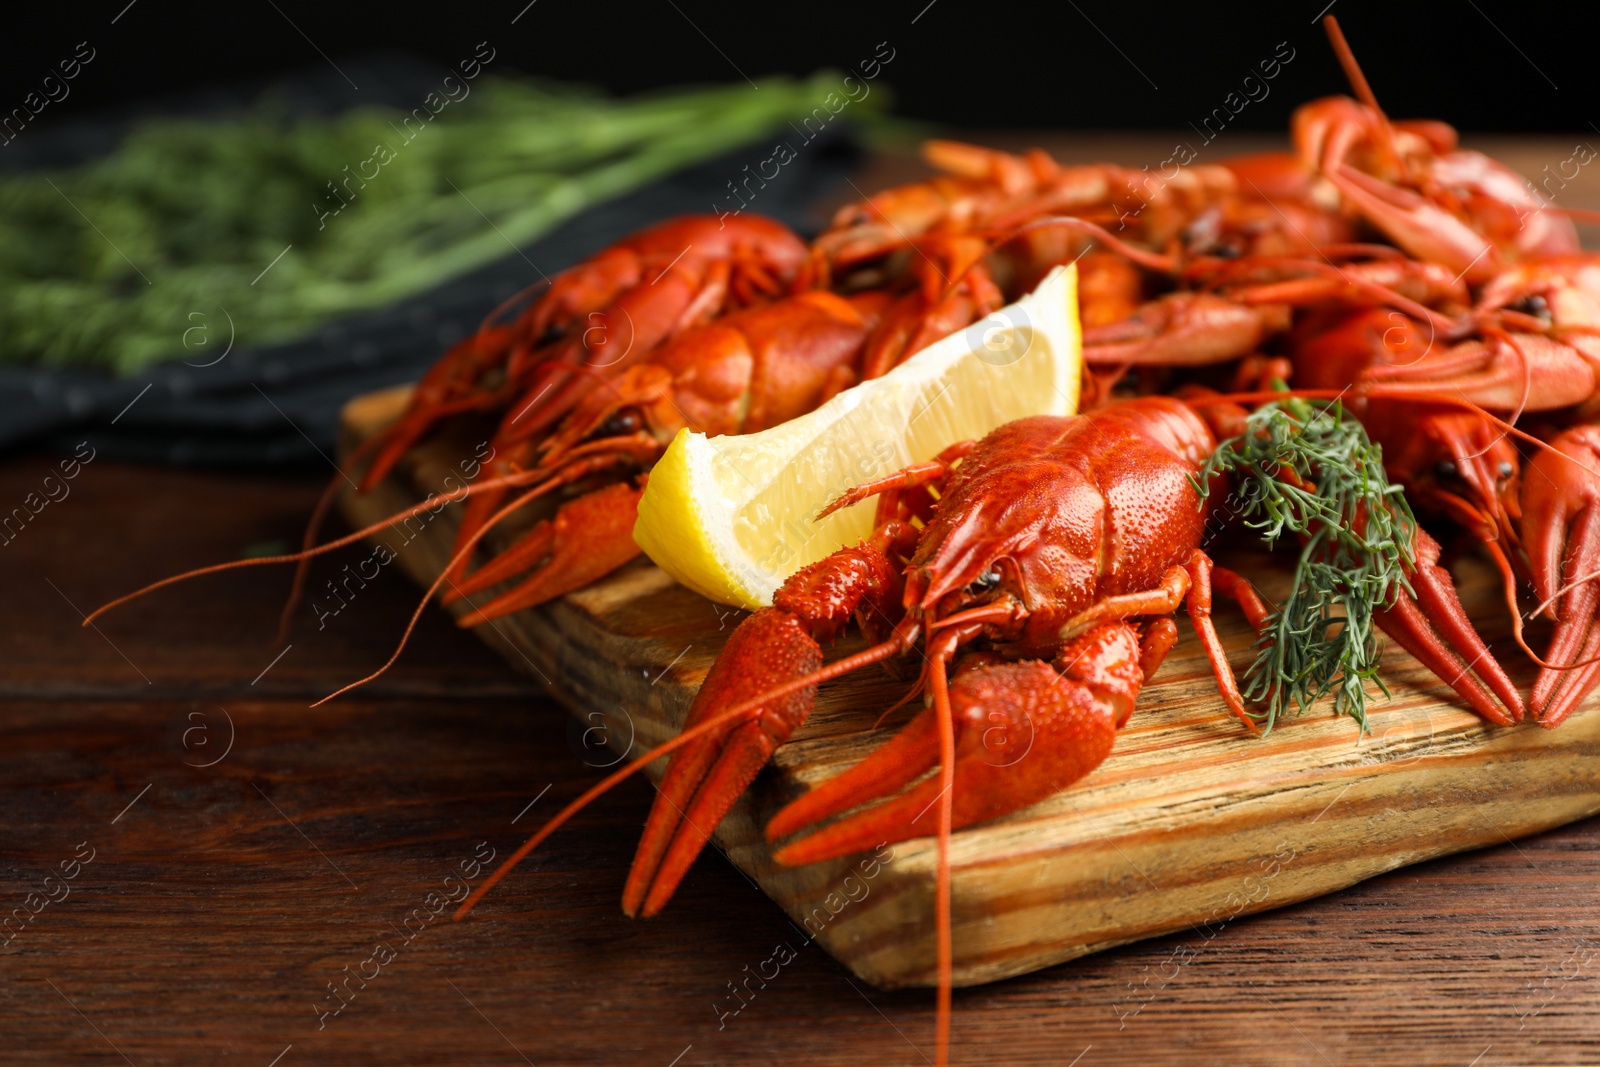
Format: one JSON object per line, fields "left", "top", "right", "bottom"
{"left": 7, "top": 135, "right": 1600, "bottom": 1066}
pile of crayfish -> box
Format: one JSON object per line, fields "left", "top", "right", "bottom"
{"left": 90, "top": 17, "right": 1600, "bottom": 1067}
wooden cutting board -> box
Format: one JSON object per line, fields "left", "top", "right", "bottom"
{"left": 337, "top": 384, "right": 1600, "bottom": 992}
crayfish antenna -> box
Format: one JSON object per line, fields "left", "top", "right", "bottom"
{"left": 1551, "top": 206, "right": 1600, "bottom": 225}
{"left": 1502, "top": 548, "right": 1600, "bottom": 675}
{"left": 1323, "top": 16, "right": 1388, "bottom": 122}
{"left": 276, "top": 434, "right": 380, "bottom": 646}
{"left": 1321, "top": 15, "right": 1406, "bottom": 177}
{"left": 623, "top": 629, "right": 923, "bottom": 906}
{"left": 621, "top": 610, "right": 828, "bottom": 918}
{"left": 452, "top": 701, "right": 770, "bottom": 923}
{"left": 309, "top": 488, "right": 550, "bottom": 707}
{"left": 441, "top": 432, "right": 662, "bottom": 623}
{"left": 83, "top": 462, "right": 595, "bottom": 630}
{"left": 309, "top": 454, "right": 638, "bottom": 707}
{"left": 769, "top": 629, "right": 1157, "bottom": 1067}
{"left": 81, "top": 472, "right": 533, "bottom": 629}
{"left": 996, "top": 216, "right": 1178, "bottom": 274}
{"left": 275, "top": 474, "right": 343, "bottom": 646}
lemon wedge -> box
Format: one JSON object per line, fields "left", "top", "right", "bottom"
{"left": 633, "top": 264, "right": 1081, "bottom": 608}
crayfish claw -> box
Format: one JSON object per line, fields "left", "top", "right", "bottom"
{"left": 1523, "top": 427, "right": 1600, "bottom": 727}
{"left": 623, "top": 609, "right": 822, "bottom": 918}
{"left": 449, "top": 482, "right": 645, "bottom": 626}
{"left": 768, "top": 627, "right": 1140, "bottom": 867}
{"left": 1375, "top": 527, "right": 1524, "bottom": 725}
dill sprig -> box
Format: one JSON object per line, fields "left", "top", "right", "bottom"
{"left": 1193, "top": 396, "right": 1417, "bottom": 733}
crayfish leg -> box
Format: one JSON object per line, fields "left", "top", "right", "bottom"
{"left": 1137, "top": 617, "right": 1181, "bottom": 680}
{"left": 818, "top": 439, "right": 975, "bottom": 521}
{"left": 1056, "top": 552, "right": 1267, "bottom": 733}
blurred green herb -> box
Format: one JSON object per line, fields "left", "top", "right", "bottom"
{"left": 1194, "top": 396, "right": 1417, "bottom": 733}
{"left": 0, "top": 73, "right": 880, "bottom": 373}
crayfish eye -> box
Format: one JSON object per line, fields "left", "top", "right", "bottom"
{"left": 595, "top": 407, "right": 644, "bottom": 439}
{"left": 1510, "top": 294, "right": 1552, "bottom": 324}
{"left": 1181, "top": 210, "right": 1223, "bottom": 254}
{"left": 1433, "top": 459, "right": 1459, "bottom": 481}
{"left": 1497, "top": 460, "right": 1515, "bottom": 479}
{"left": 966, "top": 567, "right": 1002, "bottom": 595}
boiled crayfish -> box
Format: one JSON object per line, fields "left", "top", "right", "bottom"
{"left": 393, "top": 223, "right": 1004, "bottom": 628}
{"left": 457, "top": 393, "right": 1515, "bottom": 1065}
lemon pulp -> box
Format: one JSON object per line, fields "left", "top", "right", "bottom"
{"left": 634, "top": 264, "right": 1082, "bottom": 608}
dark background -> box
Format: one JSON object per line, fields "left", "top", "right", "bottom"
{"left": 0, "top": 0, "right": 1591, "bottom": 136}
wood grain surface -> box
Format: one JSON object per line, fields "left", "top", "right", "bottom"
{"left": 7, "top": 133, "right": 1600, "bottom": 1066}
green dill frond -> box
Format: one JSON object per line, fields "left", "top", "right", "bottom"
{"left": 1194, "top": 395, "right": 1417, "bottom": 733}
{"left": 0, "top": 74, "right": 877, "bottom": 373}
